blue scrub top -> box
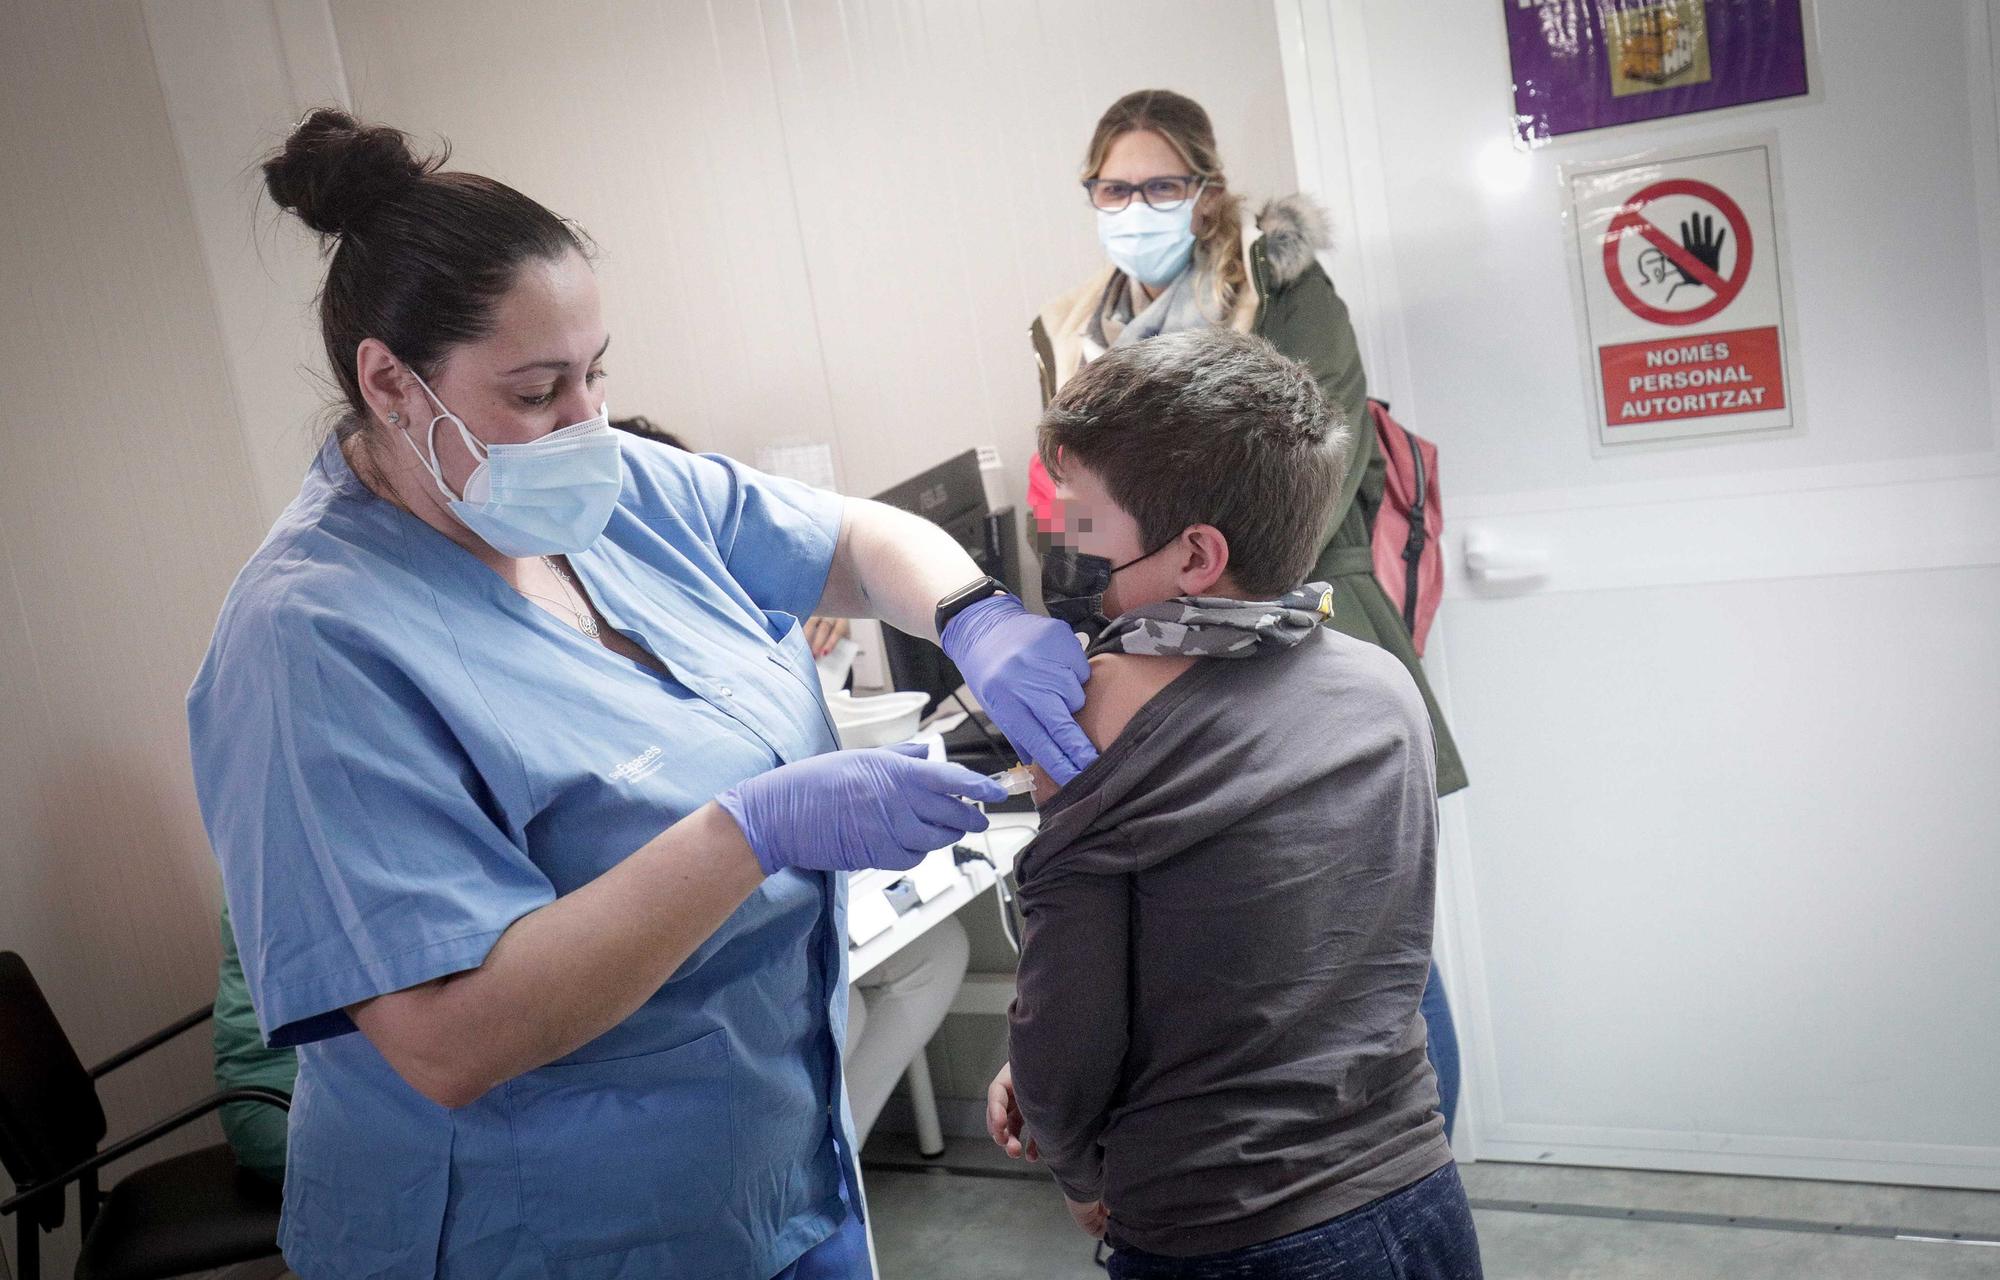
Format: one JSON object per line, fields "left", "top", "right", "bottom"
{"left": 189, "top": 433, "right": 860, "bottom": 1279}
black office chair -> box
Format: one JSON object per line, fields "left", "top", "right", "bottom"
{"left": 0, "top": 951, "right": 290, "bottom": 1280}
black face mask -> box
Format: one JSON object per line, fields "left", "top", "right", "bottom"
{"left": 1040, "top": 540, "right": 1171, "bottom": 633}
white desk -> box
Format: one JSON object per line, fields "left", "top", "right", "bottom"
{"left": 844, "top": 810, "right": 1038, "bottom": 1155}
{"left": 847, "top": 812, "right": 1037, "bottom": 981}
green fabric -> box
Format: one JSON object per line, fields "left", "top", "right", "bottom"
{"left": 213, "top": 905, "right": 296, "bottom": 1182}
{"left": 1252, "top": 246, "right": 1469, "bottom": 795}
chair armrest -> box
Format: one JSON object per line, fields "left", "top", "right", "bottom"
{"left": 88, "top": 1004, "right": 215, "bottom": 1079}
{"left": 0, "top": 1086, "right": 289, "bottom": 1217}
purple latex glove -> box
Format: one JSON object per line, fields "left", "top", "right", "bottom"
{"left": 716, "top": 743, "right": 1007, "bottom": 875}
{"left": 941, "top": 595, "right": 1097, "bottom": 786}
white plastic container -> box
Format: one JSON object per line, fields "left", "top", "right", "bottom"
{"left": 825, "top": 690, "right": 930, "bottom": 749}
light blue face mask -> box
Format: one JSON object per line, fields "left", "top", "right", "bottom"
{"left": 399, "top": 368, "right": 624, "bottom": 559}
{"left": 1095, "top": 198, "right": 1199, "bottom": 288}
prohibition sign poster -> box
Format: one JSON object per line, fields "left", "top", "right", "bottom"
{"left": 1565, "top": 137, "right": 1799, "bottom": 449}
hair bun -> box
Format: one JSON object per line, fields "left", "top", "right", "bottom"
{"left": 263, "top": 108, "right": 440, "bottom": 237}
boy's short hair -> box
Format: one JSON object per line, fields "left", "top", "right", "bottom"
{"left": 1038, "top": 329, "right": 1352, "bottom": 596}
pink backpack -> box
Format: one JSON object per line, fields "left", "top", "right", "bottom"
{"left": 1367, "top": 399, "right": 1444, "bottom": 656}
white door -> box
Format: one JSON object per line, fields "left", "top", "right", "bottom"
{"left": 1277, "top": 0, "right": 2000, "bottom": 1188}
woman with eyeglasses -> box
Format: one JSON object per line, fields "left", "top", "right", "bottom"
{"left": 1003, "top": 84, "right": 1473, "bottom": 1262}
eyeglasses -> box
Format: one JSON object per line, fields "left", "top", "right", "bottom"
{"left": 1082, "top": 175, "right": 1205, "bottom": 213}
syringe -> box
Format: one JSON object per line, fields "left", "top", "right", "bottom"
{"left": 986, "top": 764, "right": 1036, "bottom": 796}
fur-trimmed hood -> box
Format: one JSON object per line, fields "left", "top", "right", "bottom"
{"left": 1254, "top": 193, "right": 1333, "bottom": 288}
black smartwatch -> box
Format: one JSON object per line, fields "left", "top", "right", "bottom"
{"left": 933, "top": 575, "right": 1010, "bottom": 639}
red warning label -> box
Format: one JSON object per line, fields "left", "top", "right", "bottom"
{"left": 1597, "top": 326, "right": 1785, "bottom": 425}
{"left": 1565, "top": 139, "right": 1797, "bottom": 448}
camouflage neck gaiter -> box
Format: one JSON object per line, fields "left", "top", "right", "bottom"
{"left": 1086, "top": 582, "right": 1336, "bottom": 659}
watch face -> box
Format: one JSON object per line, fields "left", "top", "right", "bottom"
{"left": 939, "top": 578, "right": 1003, "bottom": 629}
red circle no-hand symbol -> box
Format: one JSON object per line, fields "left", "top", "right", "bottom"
{"left": 1603, "top": 178, "right": 1753, "bottom": 327}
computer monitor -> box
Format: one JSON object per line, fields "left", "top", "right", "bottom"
{"left": 872, "top": 449, "right": 1023, "bottom": 724}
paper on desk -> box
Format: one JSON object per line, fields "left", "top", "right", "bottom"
{"left": 846, "top": 885, "right": 898, "bottom": 946}
{"left": 906, "top": 848, "right": 958, "bottom": 903}
{"left": 814, "top": 636, "right": 859, "bottom": 696}
{"left": 923, "top": 708, "right": 968, "bottom": 736}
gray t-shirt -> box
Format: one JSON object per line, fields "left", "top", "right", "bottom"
{"left": 1009, "top": 626, "right": 1451, "bottom": 1258}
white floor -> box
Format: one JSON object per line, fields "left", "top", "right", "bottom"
{"left": 861, "top": 1135, "right": 2000, "bottom": 1280}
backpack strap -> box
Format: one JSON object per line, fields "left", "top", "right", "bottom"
{"left": 1399, "top": 423, "right": 1429, "bottom": 635}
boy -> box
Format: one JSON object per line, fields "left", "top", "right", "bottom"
{"left": 986, "top": 329, "right": 1481, "bottom": 1278}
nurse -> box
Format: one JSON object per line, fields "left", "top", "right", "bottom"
{"left": 188, "top": 110, "right": 1095, "bottom": 1278}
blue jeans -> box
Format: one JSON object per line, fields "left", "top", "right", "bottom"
{"left": 771, "top": 1207, "right": 869, "bottom": 1279}
{"left": 1106, "top": 1163, "right": 1482, "bottom": 1280}
{"left": 771, "top": 1176, "right": 871, "bottom": 1279}
{"left": 1421, "top": 960, "right": 1460, "bottom": 1144}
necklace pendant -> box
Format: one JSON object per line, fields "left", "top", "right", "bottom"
{"left": 577, "top": 612, "right": 600, "bottom": 640}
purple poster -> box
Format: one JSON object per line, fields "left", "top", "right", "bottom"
{"left": 1506, "top": 0, "right": 1813, "bottom": 145}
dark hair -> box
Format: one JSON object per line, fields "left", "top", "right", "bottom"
{"left": 1038, "top": 329, "right": 1351, "bottom": 596}
{"left": 610, "top": 416, "right": 690, "bottom": 451}
{"left": 263, "top": 108, "right": 592, "bottom": 442}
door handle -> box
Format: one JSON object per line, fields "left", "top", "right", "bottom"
{"left": 1463, "top": 527, "right": 1551, "bottom": 584}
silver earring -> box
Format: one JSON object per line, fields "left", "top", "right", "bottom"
{"left": 386, "top": 411, "right": 402, "bottom": 424}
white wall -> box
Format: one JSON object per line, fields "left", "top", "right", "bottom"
{"left": 144, "top": 0, "right": 355, "bottom": 527}
{"left": 1279, "top": 0, "right": 2000, "bottom": 1187}
{"left": 1286, "top": 0, "right": 1996, "bottom": 498}
{"left": 0, "top": 3, "right": 282, "bottom": 1275}
{"left": 243, "top": 0, "right": 1302, "bottom": 517}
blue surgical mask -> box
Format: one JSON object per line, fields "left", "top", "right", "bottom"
{"left": 1096, "top": 199, "right": 1198, "bottom": 288}
{"left": 399, "top": 369, "right": 624, "bottom": 558}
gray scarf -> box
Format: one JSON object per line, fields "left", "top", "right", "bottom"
{"left": 1089, "top": 259, "right": 1218, "bottom": 350}
{"left": 1088, "top": 582, "right": 1335, "bottom": 658}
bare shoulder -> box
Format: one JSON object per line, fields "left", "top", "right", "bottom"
{"left": 1029, "top": 652, "right": 1196, "bottom": 804}
{"left": 1075, "top": 653, "right": 1196, "bottom": 749}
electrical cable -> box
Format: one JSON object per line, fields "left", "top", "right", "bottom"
{"left": 953, "top": 839, "right": 1024, "bottom": 954}
{"left": 995, "top": 873, "right": 1023, "bottom": 954}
